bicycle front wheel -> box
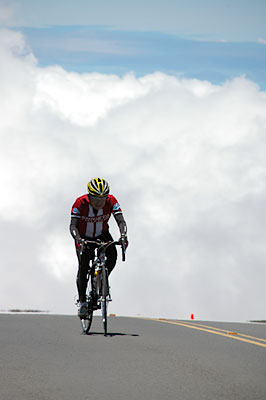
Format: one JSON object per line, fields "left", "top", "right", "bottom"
{"left": 101, "top": 267, "right": 108, "bottom": 336}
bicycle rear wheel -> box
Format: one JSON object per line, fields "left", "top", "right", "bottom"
{"left": 101, "top": 267, "right": 108, "bottom": 336}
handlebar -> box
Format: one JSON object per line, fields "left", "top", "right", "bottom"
{"left": 79, "top": 239, "right": 126, "bottom": 262}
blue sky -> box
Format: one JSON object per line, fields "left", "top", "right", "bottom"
{"left": 2, "top": 0, "right": 266, "bottom": 88}
{"left": 20, "top": 25, "right": 266, "bottom": 87}
{"left": 8, "top": 0, "right": 266, "bottom": 41}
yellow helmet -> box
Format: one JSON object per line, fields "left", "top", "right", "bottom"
{"left": 87, "top": 178, "right": 110, "bottom": 197}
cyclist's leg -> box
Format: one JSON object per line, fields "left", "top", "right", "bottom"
{"left": 76, "top": 247, "right": 93, "bottom": 303}
{"left": 100, "top": 231, "right": 117, "bottom": 275}
{"left": 106, "top": 244, "right": 117, "bottom": 275}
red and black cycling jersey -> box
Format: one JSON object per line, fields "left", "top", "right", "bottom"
{"left": 71, "top": 194, "right": 123, "bottom": 238}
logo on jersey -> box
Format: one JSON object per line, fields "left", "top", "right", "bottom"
{"left": 73, "top": 208, "right": 80, "bottom": 215}
{"left": 82, "top": 214, "right": 110, "bottom": 223}
{"left": 113, "top": 202, "right": 120, "bottom": 211}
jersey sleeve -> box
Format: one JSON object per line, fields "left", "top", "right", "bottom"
{"left": 110, "top": 195, "right": 123, "bottom": 216}
{"left": 71, "top": 198, "right": 82, "bottom": 218}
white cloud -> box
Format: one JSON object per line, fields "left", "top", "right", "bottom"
{"left": 34, "top": 68, "right": 152, "bottom": 127}
{"left": 1, "top": 29, "right": 266, "bottom": 322}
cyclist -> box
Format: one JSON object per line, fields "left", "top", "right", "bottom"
{"left": 70, "top": 178, "right": 128, "bottom": 318}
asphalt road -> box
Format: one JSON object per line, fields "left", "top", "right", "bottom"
{"left": 1, "top": 314, "right": 266, "bottom": 400}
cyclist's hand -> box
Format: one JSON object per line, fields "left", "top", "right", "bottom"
{"left": 119, "top": 234, "right": 128, "bottom": 249}
{"left": 76, "top": 238, "right": 86, "bottom": 248}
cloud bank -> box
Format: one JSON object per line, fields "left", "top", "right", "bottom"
{"left": 1, "top": 28, "right": 266, "bottom": 322}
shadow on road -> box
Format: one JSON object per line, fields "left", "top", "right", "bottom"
{"left": 83, "top": 332, "right": 139, "bottom": 337}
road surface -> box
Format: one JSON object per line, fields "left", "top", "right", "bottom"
{"left": 1, "top": 314, "right": 266, "bottom": 400}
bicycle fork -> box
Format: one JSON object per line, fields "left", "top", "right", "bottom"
{"left": 94, "top": 265, "right": 111, "bottom": 304}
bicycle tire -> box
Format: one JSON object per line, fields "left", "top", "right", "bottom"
{"left": 101, "top": 267, "right": 108, "bottom": 336}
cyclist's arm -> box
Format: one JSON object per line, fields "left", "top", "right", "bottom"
{"left": 69, "top": 216, "right": 82, "bottom": 242}
{"left": 114, "top": 213, "right": 127, "bottom": 236}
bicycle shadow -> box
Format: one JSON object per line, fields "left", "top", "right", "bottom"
{"left": 84, "top": 331, "right": 139, "bottom": 337}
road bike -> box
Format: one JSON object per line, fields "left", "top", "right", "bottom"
{"left": 77, "top": 238, "right": 126, "bottom": 336}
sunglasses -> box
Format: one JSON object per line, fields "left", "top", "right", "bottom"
{"left": 89, "top": 195, "right": 107, "bottom": 200}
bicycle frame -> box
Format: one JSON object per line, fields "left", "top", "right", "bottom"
{"left": 79, "top": 239, "right": 126, "bottom": 336}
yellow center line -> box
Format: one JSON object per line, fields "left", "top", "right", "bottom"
{"left": 140, "top": 317, "right": 266, "bottom": 349}
{"left": 181, "top": 321, "right": 266, "bottom": 343}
